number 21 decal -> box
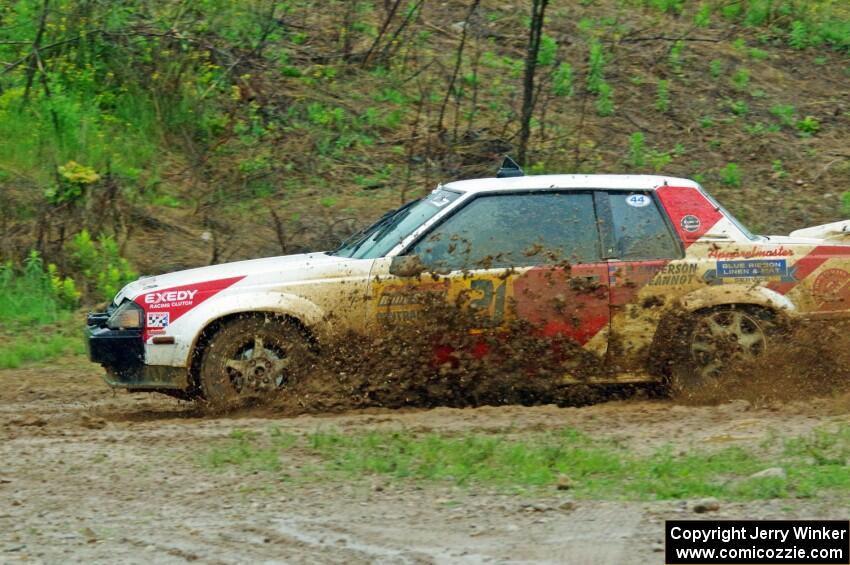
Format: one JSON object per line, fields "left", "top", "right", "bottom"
{"left": 469, "top": 279, "right": 506, "bottom": 326}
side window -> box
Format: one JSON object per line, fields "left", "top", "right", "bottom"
{"left": 607, "top": 192, "right": 681, "bottom": 261}
{"left": 411, "top": 192, "right": 601, "bottom": 271}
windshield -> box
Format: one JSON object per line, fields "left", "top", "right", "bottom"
{"left": 331, "top": 189, "right": 461, "bottom": 259}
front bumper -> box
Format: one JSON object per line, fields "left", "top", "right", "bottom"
{"left": 86, "top": 325, "right": 145, "bottom": 368}
{"left": 85, "top": 312, "right": 188, "bottom": 391}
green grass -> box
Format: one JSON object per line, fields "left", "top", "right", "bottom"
{"left": 0, "top": 328, "right": 85, "bottom": 369}
{"left": 0, "top": 255, "right": 84, "bottom": 368}
{"left": 200, "top": 425, "right": 850, "bottom": 501}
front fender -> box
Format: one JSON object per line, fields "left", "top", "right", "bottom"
{"left": 147, "top": 290, "right": 330, "bottom": 367}
{"left": 676, "top": 284, "right": 796, "bottom": 314}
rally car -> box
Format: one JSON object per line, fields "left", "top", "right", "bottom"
{"left": 86, "top": 162, "right": 850, "bottom": 405}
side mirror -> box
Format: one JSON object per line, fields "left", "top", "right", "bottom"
{"left": 389, "top": 254, "right": 426, "bottom": 277}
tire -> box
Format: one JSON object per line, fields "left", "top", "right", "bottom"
{"left": 198, "top": 315, "right": 315, "bottom": 409}
{"left": 669, "top": 306, "right": 776, "bottom": 395}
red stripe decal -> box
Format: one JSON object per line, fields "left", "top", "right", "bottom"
{"left": 136, "top": 276, "right": 245, "bottom": 341}
{"left": 655, "top": 186, "right": 723, "bottom": 247}
{"left": 768, "top": 245, "right": 849, "bottom": 296}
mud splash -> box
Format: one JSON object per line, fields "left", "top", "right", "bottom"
{"left": 268, "top": 291, "right": 613, "bottom": 415}
{"left": 676, "top": 319, "right": 850, "bottom": 407}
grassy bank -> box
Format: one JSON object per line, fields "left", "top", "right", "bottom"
{"left": 201, "top": 425, "right": 850, "bottom": 501}
{"left": 0, "top": 254, "right": 85, "bottom": 368}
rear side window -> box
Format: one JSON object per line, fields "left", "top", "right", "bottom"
{"left": 411, "top": 192, "right": 601, "bottom": 271}
{"left": 607, "top": 192, "right": 681, "bottom": 261}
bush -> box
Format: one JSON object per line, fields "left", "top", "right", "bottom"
{"left": 655, "top": 80, "right": 670, "bottom": 112}
{"left": 70, "top": 230, "right": 137, "bottom": 303}
{"left": 587, "top": 41, "right": 606, "bottom": 94}
{"left": 796, "top": 116, "right": 820, "bottom": 136}
{"left": 720, "top": 163, "right": 742, "bottom": 187}
{"left": 627, "top": 132, "right": 646, "bottom": 168}
{"left": 0, "top": 251, "right": 79, "bottom": 325}
{"left": 595, "top": 81, "right": 614, "bottom": 116}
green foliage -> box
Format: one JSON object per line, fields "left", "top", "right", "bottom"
{"left": 0, "top": 331, "right": 84, "bottom": 369}
{"left": 732, "top": 68, "right": 750, "bottom": 90}
{"left": 627, "top": 132, "right": 646, "bottom": 168}
{"left": 595, "top": 81, "right": 614, "bottom": 116}
{"left": 69, "top": 230, "right": 137, "bottom": 302}
{"left": 720, "top": 163, "right": 743, "bottom": 187}
{"left": 789, "top": 20, "right": 810, "bottom": 49}
{"left": 748, "top": 47, "right": 769, "bottom": 60}
{"left": 709, "top": 59, "right": 723, "bottom": 78}
{"left": 796, "top": 116, "right": 820, "bottom": 136}
{"left": 0, "top": 251, "right": 78, "bottom": 325}
{"left": 552, "top": 62, "right": 574, "bottom": 97}
{"left": 668, "top": 40, "right": 684, "bottom": 74}
{"left": 537, "top": 35, "right": 558, "bottom": 66}
{"left": 770, "top": 104, "right": 797, "bottom": 127}
{"left": 586, "top": 40, "right": 606, "bottom": 94}
{"left": 772, "top": 160, "right": 788, "bottom": 179}
{"left": 655, "top": 80, "right": 670, "bottom": 112}
{"left": 728, "top": 99, "right": 750, "bottom": 116}
{"left": 0, "top": 250, "right": 83, "bottom": 367}
{"left": 648, "top": 0, "right": 684, "bottom": 15}
{"left": 694, "top": 4, "right": 712, "bottom": 27}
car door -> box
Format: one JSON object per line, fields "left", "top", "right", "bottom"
{"left": 368, "top": 190, "right": 611, "bottom": 367}
{"left": 596, "top": 191, "right": 687, "bottom": 374}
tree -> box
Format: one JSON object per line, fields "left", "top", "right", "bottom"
{"left": 517, "top": 0, "right": 549, "bottom": 166}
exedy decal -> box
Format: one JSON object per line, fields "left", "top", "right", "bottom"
{"left": 135, "top": 276, "right": 245, "bottom": 341}
{"left": 144, "top": 289, "right": 198, "bottom": 309}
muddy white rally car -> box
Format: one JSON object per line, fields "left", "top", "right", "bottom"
{"left": 86, "top": 164, "right": 850, "bottom": 404}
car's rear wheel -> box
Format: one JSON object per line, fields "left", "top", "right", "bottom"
{"left": 198, "top": 315, "right": 315, "bottom": 408}
{"left": 670, "top": 306, "right": 774, "bottom": 394}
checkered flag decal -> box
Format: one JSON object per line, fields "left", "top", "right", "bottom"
{"left": 146, "top": 312, "right": 170, "bottom": 328}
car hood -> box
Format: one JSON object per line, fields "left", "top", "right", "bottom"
{"left": 113, "top": 252, "right": 359, "bottom": 305}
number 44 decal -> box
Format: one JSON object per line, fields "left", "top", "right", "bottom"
{"left": 469, "top": 279, "right": 506, "bottom": 326}
{"left": 626, "top": 194, "right": 650, "bottom": 208}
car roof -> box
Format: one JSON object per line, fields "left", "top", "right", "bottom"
{"left": 440, "top": 174, "right": 700, "bottom": 193}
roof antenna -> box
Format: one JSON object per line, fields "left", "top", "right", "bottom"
{"left": 496, "top": 155, "right": 524, "bottom": 178}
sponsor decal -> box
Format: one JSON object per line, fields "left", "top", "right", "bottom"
{"left": 146, "top": 312, "right": 169, "bottom": 328}
{"left": 625, "top": 194, "right": 651, "bottom": 208}
{"left": 135, "top": 276, "right": 245, "bottom": 341}
{"left": 144, "top": 289, "right": 198, "bottom": 309}
{"left": 708, "top": 245, "right": 794, "bottom": 260}
{"left": 680, "top": 215, "right": 701, "bottom": 232}
{"left": 704, "top": 259, "right": 798, "bottom": 285}
{"left": 375, "top": 282, "right": 448, "bottom": 323}
{"left": 812, "top": 268, "right": 850, "bottom": 306}
{"left": 647, "top": 262, "right": 699, "bottom": 286}
{"left": 767, "top": 245, "right": 850, "bottom": 296}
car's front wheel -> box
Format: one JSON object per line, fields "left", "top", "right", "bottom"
{"left": 198, "top": 315, "right": 315, "bottom": 408}
{"left": 670, "top": 306, "right": 775, "bottom": 395}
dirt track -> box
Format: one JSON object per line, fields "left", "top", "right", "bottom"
{"left": 1, "top": 358, "right": 849, "bottom": 564}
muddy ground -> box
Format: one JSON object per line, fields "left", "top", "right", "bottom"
{"left": 1, "top": 358, "right": 849, "bottom": 565}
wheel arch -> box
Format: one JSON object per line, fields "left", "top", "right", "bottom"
{"left": 647, "top": 291, "right": 789, "bottom": 378}
{"left": 186, "top": 310, "right": 318, "bottom": 394}
{"left": 676, "top": 284, "right": 796, "bottom": 315}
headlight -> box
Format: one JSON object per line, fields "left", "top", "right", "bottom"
{"left": 107, "top": 300, "right": 144, "bottom": 329}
